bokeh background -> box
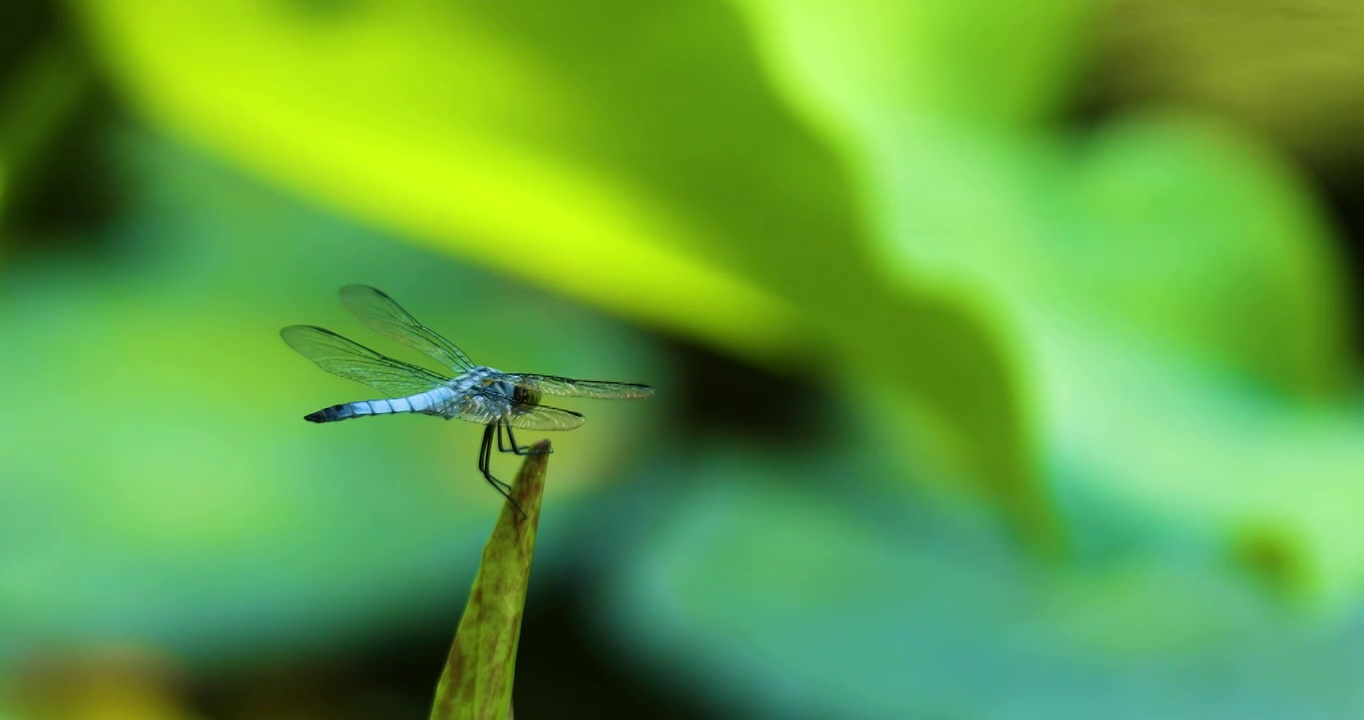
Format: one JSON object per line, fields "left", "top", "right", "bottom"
{"left": 3, "top": 1, "right": 1364, "bottom": 718}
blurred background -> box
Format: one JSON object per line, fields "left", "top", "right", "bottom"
{"left": 2, "top": 1, "right": 1363, "bottom": 718}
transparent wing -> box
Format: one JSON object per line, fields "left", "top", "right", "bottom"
{"left": 339, "top": 284, "right": 476, "bottom": 372}
{"left": 501, "top": 373, "right": 654, "bottom": 399}
{"left": 504, "top": 402, "right": 586, "bottom": 430}
{"left": 445, "top": 389, "right": 586, "bottom": 430}
{"left": 280, "top": 325, "right": 450, "bottom": 398}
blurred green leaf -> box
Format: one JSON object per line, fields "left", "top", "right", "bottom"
{"left": 719, "top": 0, "right": 1361, "bottom": 593}
{"left": 729, "top": 0, "right": 1093, "bottom": 132}
{"left": 1037, "top": 325, "right": 1364, "bottom": 608}
{"left": 848, "top": 108, "right": 1363, "bottom": 599}
{"left": 69, "top": 0, "right": 802, "bottom": 367}
{"left": 431, "top": 440, "right": 549, "bottom": 720}
{"left": 1059, "top": 112, "right": 1354, "bottom": 394}
{"left": 70, "top": 0, "right": 1056, "bottom": 547}
{"left": 595, "top": 444, "right": 1364, "bottom": 717}
{"left": 730, "top": 0, "right": 1353, "bottom": 394}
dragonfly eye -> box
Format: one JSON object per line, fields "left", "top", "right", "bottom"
{"left": 513, "top": 385, "right": 540, "bottom": 407}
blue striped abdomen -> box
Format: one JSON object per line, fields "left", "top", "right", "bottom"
{"left": 303, "top": 388, "right": 449, "bottom": 423}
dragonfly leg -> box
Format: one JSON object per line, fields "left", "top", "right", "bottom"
{"left": 495, "top": 421, "right": 524, "bottom": 454}
{"left": 478, "top": 424, "right": 511, "bottom": 493}
{"left": 479, "top": 423, "right": 527, "bottom": 519}
{"left": 499, "top": 422, "right": 552, "bottom": 456}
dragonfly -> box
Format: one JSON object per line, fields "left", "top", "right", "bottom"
{"left": 281, "top": 285, "right": 654, "bottom": 515}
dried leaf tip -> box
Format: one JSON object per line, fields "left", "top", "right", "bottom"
{"left": 430, "top": 439, "right": 551, "bottom": 720}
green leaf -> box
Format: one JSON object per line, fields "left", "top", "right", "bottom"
{"left": 1060, "top": 112, "right": 1354, "bottom": 394}
{"left": 598, "top": 446, "right": 1364, "bottom": 717}
{"left": 68, "top": 0, "right": 804, "bottom": 367}
{"left": 67, "top": 0, "right": 1067, "bottom": 547}
{"left": 728, "top": 0, "right": 1092, "bottom": 132}
{"left": 431, "top": 441, "right": 550, "bottom": 720}
{"left": 720, "top": 0, "right": 1359, "bottom": 572}
{"left": 844, "top": 109, "right": 1364, "bottom": 598}
{"left": 1036, "top": 327, "right": 1364, "bottom": 608}
{"left": 730, "top": 1, "right": 1352, "bottom": 395}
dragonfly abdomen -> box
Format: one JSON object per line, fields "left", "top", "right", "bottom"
{"left": 303, "top": 388, "right": 451, "bottom": 423}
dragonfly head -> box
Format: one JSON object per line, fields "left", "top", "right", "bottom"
{"left": 512, "top": 384, "right": 541, "bottom": 408}
{"left": 487, "top": 378, "right": 540, "bottom": 408}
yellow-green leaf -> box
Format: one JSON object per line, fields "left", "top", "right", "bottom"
{"left": 68, "top": 0, "right": 801, "bottom": 367}
{"left": 68, "top": 0, "right": 1052, "bottom": 543}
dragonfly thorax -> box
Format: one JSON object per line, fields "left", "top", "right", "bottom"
{"left": 451, "top": 367, "right": 541, "bottom": 410}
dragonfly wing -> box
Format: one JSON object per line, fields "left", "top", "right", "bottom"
{"left": 502, "top": 373, "right": 654, "bottom": 399}
{"left": 281, "top": 325, "right": 450, "bottom": 398}
{"left": 446, "top": 388, "right": 586, "bottom": 430}
{"left": 338, "top": 284, "right": 476, "bottom": 372}
{"left": 504, "top": 402, "right": 586, "bottom": 430}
